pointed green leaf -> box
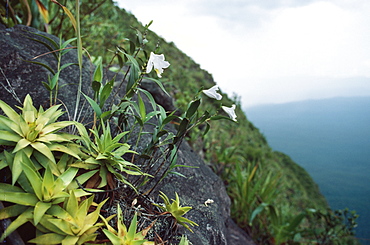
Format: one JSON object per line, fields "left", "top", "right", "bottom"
{"left": 26, "top": 31, "right": 59, "bottom": 51}
{"left": 39, "top": 105, "right": 63, "bottom": 123}
{"left": 0, "top": 130, "right": 22, "bottom": 143}
{"left": 58, "top": 167, "right": 78, "bottom": 188}
{"left": 98, "top": 165, "right": 108, "bottom": 188}
{"left": 47, "top": 218, "right": 74, "bottom": 236}
{"left": 42, "top": 81, "right": 52, "bottom": 91}
{"left": 0, "top": 100, "right": 20, "bottom": 122}
{"left": 62, "top": 235, "right": 80, "bottom": 245}
{"left": 41, "top": 165, "right": 55, "bottom": 198}
{"left": 177, "top": 118, "right": 189, "bottom": 138}
{"left": 0, "top": 183, "right": 25, "bottom": 193}
{"left": 203, "top": 121, "right": 211, "bottom": 136}
{"left": 123, "top": 52, "right": 140, "bottom": 71}
{"left": 137, "top": 87, "right": 158, "bottom": 112}
{"left": 93, "top": 57, "right": 103, "bottom": 83}
{"left": 116, "top": 52, "right": 125, "bottom": 68}
{"left": 31, "top": 141, "right": 55, "bottom": 163}
{"left": 50, "top": 70, "right": 61, "bottom": 90}
{"left": 37, "top": 133, "right": 69, "bottom": 143}
{"left": 42, "top": 121, "right": 74, "bottom": 135}
{"left": 162, "top": 115, "right": 178, "bottom": 126}
{"left": 0, "top": 115, "right": 15, "bottom": 131}
{"left": 0, "top": 204, "right": 28, "bottom": 220}
{"left": 28, "top": 233, "right": 65, "bottom": 244}
{"left": 34, "top": 201, "right": 52, "bottom": 225}
{"left": 103, "top": 229, "right": 121, "bottom": 244}
{"left": 127, "top": 212, "right": 138, "bottom": 240}
{"left": 23, "top": 60, "right": 56, "bottom": 74}
{"left": 66, "top": 190, "right": 78, "bottom": 218}
{"left": 47, "top": 205, "right": 78, "bottom": 227}
{"left": 186, "top": 99, "right": 200, "bottom": 118}
{"left": 99, "top": 78, "right": 114, "bottom": 107}
{"left": 92, "top": 80, "right": 101, "bottom": 95}
{"left": 84, "top": 198, "right": 107, "bottom": 228}
{"left": 129, "top": 40, "right": 136, "bottom": 54}
{"left": 67, "top": 170, "right": 98, "bottom": 190}
{"left": 126, "top": 68, "right": 138, "bottom": 96}
{"left": 137, "top": 92, "right": 146, "bottom": 120}
{"left": 250, "top": 203, "right": 269, "bottom": 225}
{"left": 82, "top": 92, "right": 102, "bottom": 117}
{"left": 61, "top": 37, "right": 78, "bottom": 50}
{"left": 48, "top": 143, "right": 81, "bottom": 160}
{"left": 0, "top": 192, "right": 38, "bottom": 206}
{"left": 33, "top": 151, "right": 61, "bottom": 177}
{"left": 21, "top": 159, "right": 43, "bottom": 200}
{"left": 60, "top": 62, "right": 76, "bottom": 71}
{"left": 10, "top": 152, "right": 22, "bottom": 184}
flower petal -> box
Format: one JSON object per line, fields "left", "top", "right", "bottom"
{"left": 146, "top": 52, "right": 155, "bottom": 73}
{"left": 146, "top": 52, "right": 170, "bottom": 77}
{"left": 202, "top": 85, "right": 222, "bottom": 100}
{"left": 222, "top": 104, "right": 237, "bottom": 122}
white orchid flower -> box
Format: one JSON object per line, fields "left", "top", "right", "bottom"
{"left": 222, "top": 104, "right": 237, "bottom": 122}
{"left": 146, "top": 52, "right": 170, "bottom": 78}
{"left": 202, "top": 85, "right": 222, "bottom": 100}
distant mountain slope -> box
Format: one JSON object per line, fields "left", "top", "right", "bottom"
{"left": 245, "top": 96, "right": 370, "bottom": 243}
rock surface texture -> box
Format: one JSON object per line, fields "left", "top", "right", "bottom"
{"left": 0, "top": 24, "right": 254, "bottom": 245}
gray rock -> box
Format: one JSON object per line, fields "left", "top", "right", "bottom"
{"left": 0, "top": 24, "right": 93, "bottom": 123}
{"left": 0, "top": 25, "right": 254, "bottom": 245}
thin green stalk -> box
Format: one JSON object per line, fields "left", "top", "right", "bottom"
{"left": 73, "top": 0, "right": 83, "bottom": 122}
{"left": 50, "top": 36, "right": 63, "bottom": 107}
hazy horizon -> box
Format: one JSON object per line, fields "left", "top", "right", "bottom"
{"left": 244, "top": 94, "right": 370, "bottom": 108}
{"left": 116, "top": 0, "right": 370, "bottom": 107}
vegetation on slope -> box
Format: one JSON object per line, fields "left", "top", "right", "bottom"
{"left": 0, "top": 0, "right": 359, "bottom": 244}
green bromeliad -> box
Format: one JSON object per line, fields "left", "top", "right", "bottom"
{"left": 0, "top": 94, "right": 79, "bottom": 183}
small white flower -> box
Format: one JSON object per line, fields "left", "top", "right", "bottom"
{"left": 146, "top": 52, "right": 170, "bottom": 78}
{"left": 131, "top": 198, "right": 137, "bottom": 207}
{"left": 202, "top": 85, "right": 222, "bottom": 100}
{"left": 204, "top": 199, "right": 214, "bottom": 206}
{"left": 222, "top": 104, "right": 237, "bottom": 122}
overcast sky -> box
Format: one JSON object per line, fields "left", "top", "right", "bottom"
{"left": 115, "top": 0, "right": 370, "bottom": 107}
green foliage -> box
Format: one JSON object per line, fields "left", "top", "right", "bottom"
{"left": 0, "top": 1, "right": 361, "bottom": 244}
{"left": 29, "top": 191, "right": 107, "bottom": 244}
{"left": 227, "top": 161, "right": 280, "bottom": 242}
{"left": 301, "top": 208, "right": 359, "bottom": 244}
{"left": 1, "top": 2, "right": 208, "bottom": 243}
{"left": 178, "top": 235, "right": 190, "bottom": 245}
{"left": 24, "top": 31, "right": 77, "bottom": 106}
{"left": 72, "top": 122, "right": 144, "bottom": 190}
{"left": 0, "top": 161, "right": 89, "bottom": 242}
{"left": 102, "top": 204, "right": 155, "bottom": 245}
{"left": 154, "top": 191, "right": 198, "bottom": 232}
{"left": 0, "top": 94, "right": 78, "bottom": 184}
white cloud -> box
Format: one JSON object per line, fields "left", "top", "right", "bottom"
{"left": 116, "top": 0, "right": 370, "bottom": 107}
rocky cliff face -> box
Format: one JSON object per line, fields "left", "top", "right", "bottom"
{"left": 0, "top": 24, "right": 254, "bottom": 245}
